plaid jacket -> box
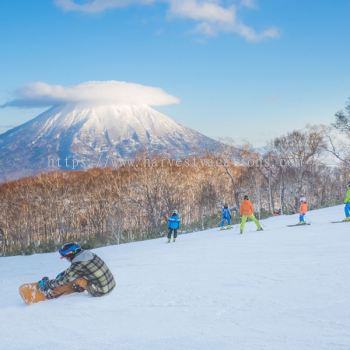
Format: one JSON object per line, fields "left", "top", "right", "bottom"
{"left": 48, "top": 250, "right": 116, "bottom": 296}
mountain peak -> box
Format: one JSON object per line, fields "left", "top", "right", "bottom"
{"left": 0, "top": 103, "right": 222, "bottom": 181}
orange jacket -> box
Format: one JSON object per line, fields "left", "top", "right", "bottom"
{"left": 240, "top": 199, "right": 254, "bottom": 216}
{"left": 299, "top": 202, "right": 308, "bottom": 214}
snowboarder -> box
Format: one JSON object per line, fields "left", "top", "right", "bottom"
{"left": 344, "top": 182, "right": 350, "bottom": 221}
{"left": 220, "top": 204, "right": 232, "bottom": 228}
{"left": 298, "top": 196, "right": 308, "bottom": 224}
{"left": 37, "top": 242, "right": 116, "bottom": 298}
{"left": 167, "top": 210, "right": 181, "bottom": 243}
{"left": 239, "top": 195, "right": 263, "bottom": 234}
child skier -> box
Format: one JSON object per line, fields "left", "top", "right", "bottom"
{"left": 220, "top": 204, "right": 232, "bottom": 229}
{"left": 37, "top": 242, "right": 116, "bottom": 298}
{"left": 298, "top": 197, "right": 308, "bottom": 224}
{"left": 239, "top": 195, "right": 263, "bottom": 234}
{"left": 167, "top": 210, "right": 181, "bottom": 243}
{"left": 344, "top": 182, "right": 350, "bottom": 222}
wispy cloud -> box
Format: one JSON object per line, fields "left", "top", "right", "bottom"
{"left": 1, "top": 81, "right": 180, "bottom": 108}
{"left": 168, "top": 0, "right": 234, "bottom": 24}
{"left": 169, "top": 0, "right": 279, "bottom": 42}
{"left": 240, "top": 0, "right": 256, "bottom": 9}
{"left": 54, "top": 0, "right": 280, "bottom": 42}
{"left": 55, "top": 0, "right": 154, "bottom": 13}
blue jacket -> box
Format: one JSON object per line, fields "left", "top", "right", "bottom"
{"left": 168, "top": 214, "right": 181, "bottom": 230}
{"left": 221, "top": 207, "right": 231, "bottom": 220}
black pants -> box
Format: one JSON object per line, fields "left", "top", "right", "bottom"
{"left": 167, "top": 229, "right": 177, "bottom": 239}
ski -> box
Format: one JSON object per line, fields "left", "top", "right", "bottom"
{"left": 287, "top": 223, "right": 311, "bottom": 227}
{"left": 219, "top": 225, "right": 233, "bottom": 231}
{"left": 331, "top": 221, "right": 350, "bottom": 224}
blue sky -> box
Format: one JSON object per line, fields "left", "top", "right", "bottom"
{"left": 0, "top": 0, "right": 350, "bottom": 145}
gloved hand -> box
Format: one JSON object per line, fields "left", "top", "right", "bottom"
{"left": 72, "top": 283, "right": 85, "bottom": 293}
{"left": 38, "top": 277, "right": 50, "bottom": 292}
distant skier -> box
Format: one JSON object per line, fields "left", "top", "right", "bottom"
{"left": 37, "top": 242, "right": 116, "bottom": 298}
{"left": 220, "top": 204, "right": 232, "bottom": 228}
{"left": 344, "top": 182, "right": 350, "bottom": 222}
{"left": 239, "top": 195, "right": 263, "bottom": 234}
{"left": 298, "top": 197, "right": 308, "bottom": 224}
{"left": 167, "top": 210, "right": 181, "bottom": 243}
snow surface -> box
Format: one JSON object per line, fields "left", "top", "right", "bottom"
{"left": 1, "top": 205, "right": 350, "bottom": 350}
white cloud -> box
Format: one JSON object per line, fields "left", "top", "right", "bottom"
{"left": 54, "top": 0, "right": 280, "bottom": 42}
{"left": 176, "top": 1, "right": 279, "bottom": 42}
{"left": 229, "top": 20, "right": 280, "bottom": 42}
{"left": 168, "top": 0, "right": 234, "bottom": 24}
{"left": 55, "top": 0, "right": 154, "bottom": 13}
{"left": 2, "top": 81, "right": 180, "bottom": 108}
{"left": 240, "top": 0, "right": 256, "bottom": 9}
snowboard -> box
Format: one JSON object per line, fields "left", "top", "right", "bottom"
{"left": 19, "top": 278, "right": 88, "bottom": 305}
{"left": 219, "top": 225, "right": 233, "bottom": 231}
{"left": 287, "top": 223, "right": 311, "bottom": 227}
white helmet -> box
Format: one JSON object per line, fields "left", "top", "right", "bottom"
{"left": 300, "top": 196, "right": 306, "bottom": 202}
{"left": 172, "top": 209, "right": 178, "bottom": 215}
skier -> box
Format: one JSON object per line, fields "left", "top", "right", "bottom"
{"left": 220, "top": 204, "right": 232, "bottom": 229}
{"left": 344, "top": 182, "right": 350, "bottom": 221}
{"left": 239, "top": 195, "right": 263, "bottom": 234}
{"left": 37, "top": 242, "right": 116, "bottom": 298}
{"left": 298, "top": 197, "right": 308, "bottom": 224}
{"left": 167, "top": 209, "right": 181, "bottom": 243}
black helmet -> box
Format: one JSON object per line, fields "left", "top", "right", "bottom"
{"left": 59, "top": 242, "right": 82, "bottom": 259}
{"left": 244, "top": 195, "right": 249, "bottom": 200}
{"left": 224, "top": 204, "right": 228, "bottom": 209}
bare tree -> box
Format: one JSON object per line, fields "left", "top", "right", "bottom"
{"left": 272, "top": 128, "right": 325, "bottom": 210}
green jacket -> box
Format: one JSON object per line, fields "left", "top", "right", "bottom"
{"left": 48, "top": 250, "right": 116, "bottom": 296}
{"left": 345, "top": 188, "right": 350, "bottom": 204}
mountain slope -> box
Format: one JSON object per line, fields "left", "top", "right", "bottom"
{"left": 0, "top": 104, "right": 222, "bottom": 180}
{"left": 1, "top": 205, "right": 349, "bottom": 350}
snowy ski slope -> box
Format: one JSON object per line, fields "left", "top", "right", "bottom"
{"left": 0, "top": 205, "right": 349, "bottom": 350}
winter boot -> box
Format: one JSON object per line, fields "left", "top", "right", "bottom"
{"left": 257, "top": 227, "right": 263, "bottom": 231}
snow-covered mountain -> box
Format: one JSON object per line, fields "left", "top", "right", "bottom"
{"left": 1, "top": 205, "right": 349, "bottom": 349}
{"left": 0, "top": 103, "right": 223, "bottom": 180}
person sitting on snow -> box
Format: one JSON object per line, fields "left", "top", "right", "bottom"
{"left": 239, "top": 195, "right": 263, "bottom": 234}
{"left": 299, "top": 197, "right": 308, "bottom": 224}
{"left": 344, "top": 182, "right": 350, "bottom": 222}
{"left": 167, "top": 210, "right": 181, "bottom": 243}
{"left": 38, "top": 242, "right": 116, "bottom": 298}
{"left": 220, "top": 204, "right": 232, "bottom": 228}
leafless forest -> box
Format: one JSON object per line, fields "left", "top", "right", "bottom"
{"left": 1, "top": 108, "right": 350, "bottom": 256}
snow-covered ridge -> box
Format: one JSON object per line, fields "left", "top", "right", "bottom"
{"left": 1, "top": 205, "right": 349, "bottom": 349}
{"left": 33, "top": 104, "right": 188, "bottom": 142}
